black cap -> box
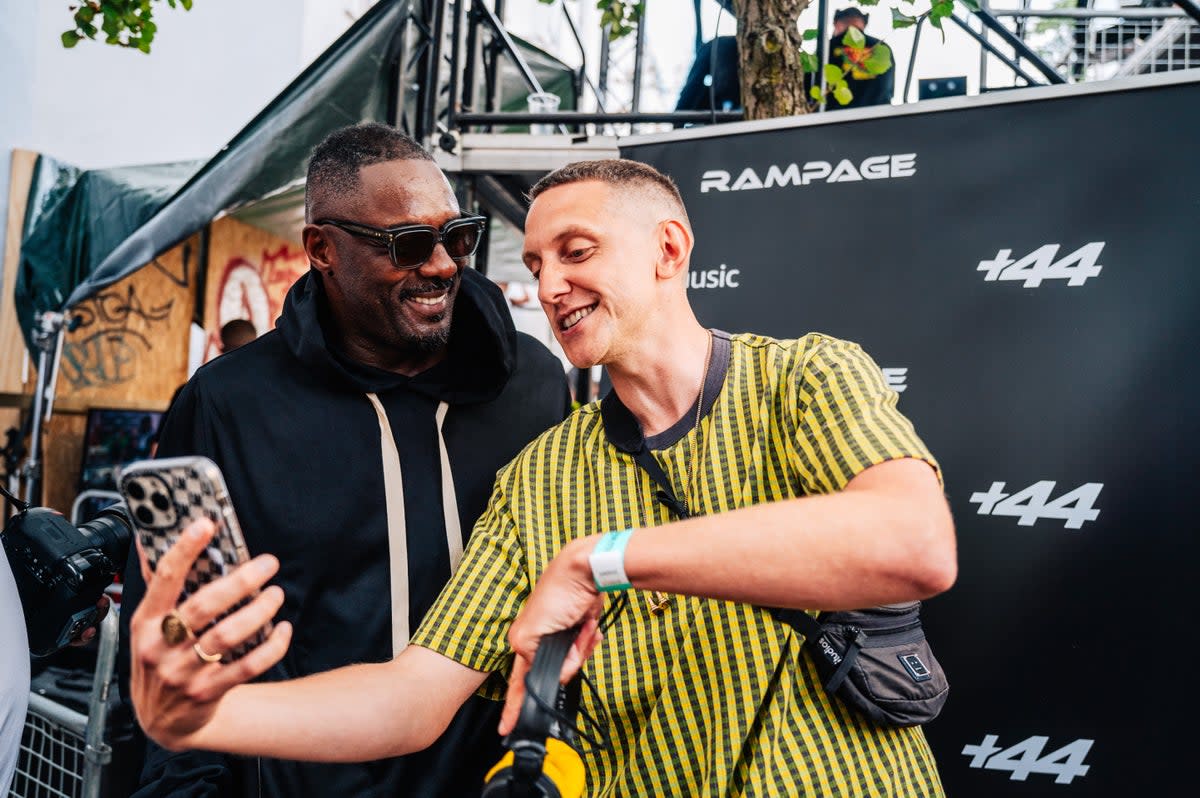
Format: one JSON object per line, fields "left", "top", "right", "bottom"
{"left": 834, "top": 7, "right": 868, "bottom": 22}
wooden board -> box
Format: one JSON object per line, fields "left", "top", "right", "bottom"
{"left": 201, "top": 216, "right": 308, "bottom": 363}
{"left": 41, "top": 410, "right": 88, "bottom": 516}
{"left": 1, "top": 150, "right": 39, "bottom": 402}
{"left": 52, "top": 235, "right": 200, "bottom": 413}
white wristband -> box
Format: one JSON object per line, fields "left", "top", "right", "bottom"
{"left": 589, "top": 529, "right": 634, "bottom": 592}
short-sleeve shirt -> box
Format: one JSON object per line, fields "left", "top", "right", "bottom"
{"left": 412, "top": 332, "right": 945, "bottom": 797}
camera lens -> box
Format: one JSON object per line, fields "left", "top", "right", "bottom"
{"left": 76, "top": 506, "right": 134, "bottom": 572}
{"left": 136, "top": 506, "right": 154, "bottom": 525}
{"left": 152, "top": 492, "right": 170, "bottom": 511}
{"left": 127, "top": 481, "right": 145, "bottom": 500}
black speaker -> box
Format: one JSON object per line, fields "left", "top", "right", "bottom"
{"left": 918, "top": 76, "right": 968, "bottom": 100}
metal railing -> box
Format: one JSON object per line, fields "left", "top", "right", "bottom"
{"left": 989, "top": 4, "right": 1200, "bottom": 83}
{"left": 8, "top": 611, "right": 119, "bottom": 798}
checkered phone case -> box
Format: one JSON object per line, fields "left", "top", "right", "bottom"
{"left": 118, "top": 455, "right": 269, "bottom": 660}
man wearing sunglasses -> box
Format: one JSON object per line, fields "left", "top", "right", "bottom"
{"left": 117, "top": 123, "right": 571, "bottom": 798}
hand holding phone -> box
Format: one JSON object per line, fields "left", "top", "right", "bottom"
{"left": 126, "top": 513, "right": 292, "bottom": 753}
{"left": 119, "top": 455, "right": 271, "bottom": 661}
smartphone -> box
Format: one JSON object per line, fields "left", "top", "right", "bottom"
{"left": 118, "top": 455, "right": 270, "bottom": 660}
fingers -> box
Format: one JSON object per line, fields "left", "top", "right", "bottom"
{"left": 498, "top": 654, "right": 531, "bottom": 736}
{"left": 561, "top": 617, "right": 602, "bottom": 683}
{"left": 140, "top": 519, "right": 216, "bottom": 615}
{"left": 189, "top": 621, "right": 293, "bottom": 703}
{"left": 95, "top": 594, "right": 111, "bottom": 623}
{"left": 499, "top": 619, "right": 606, "bottom": 736}
{"left": 180, "top": 553, "right": 280, "bottom": 632}
{"left": 69, "top": 595, "right": 114, "bottom": 647}
{"left": 192, "top": 585, "right": 284, "bottom": 664}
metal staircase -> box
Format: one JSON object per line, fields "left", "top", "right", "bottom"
{"left": 938, "top": 1, "right": 1200, "bottom": 93}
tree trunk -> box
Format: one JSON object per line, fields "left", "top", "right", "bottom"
{"left": 737, "top": 0, "right": 812, "bottom": 120}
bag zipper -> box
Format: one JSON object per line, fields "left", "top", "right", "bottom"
{"left": 841, "top": 622, "right": 926, "bottom": 648}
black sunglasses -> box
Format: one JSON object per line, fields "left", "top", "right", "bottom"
{"left": 315, "top": 215, "right": 486, "bottom": 270}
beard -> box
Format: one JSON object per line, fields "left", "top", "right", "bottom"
{"left": 400, "top": 318, "right": 451, "bottom": 354}
{"left": 393, "top": 274, "right": 457, "bottom": 354}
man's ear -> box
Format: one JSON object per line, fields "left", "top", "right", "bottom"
{"left": 303, "top": 224, "right": 334, "bottom": 274}
{"left": 656, "top": 219, "right": 693, "bottom": 281}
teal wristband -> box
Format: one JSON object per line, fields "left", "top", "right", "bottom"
{"left": 589, "top": 529, "right": 634, "bottom": 592}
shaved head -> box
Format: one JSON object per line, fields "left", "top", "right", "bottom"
{"left": 529, "top": 159, "right": 691, "bottom": 232}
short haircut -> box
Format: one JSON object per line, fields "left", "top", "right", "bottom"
{"left": 834, "top": 7, "right": 867, "bottom": 23}
{"left": 528, "top": 159, "right": 690, "bottom": 227}
{"left": 305, "top": 122, "right": 432, "bottom": 219}
{"left": 219, "top": 318, "right": 257, "bottom": 351}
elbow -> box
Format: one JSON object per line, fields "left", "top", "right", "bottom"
{"left": 907, "top": 501, "right": 957, "bottom": 598}
{"left": 917, "top": 550, "right": 957, "bottom": 598}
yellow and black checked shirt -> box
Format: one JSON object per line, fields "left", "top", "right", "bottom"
{"left": 412, "top": 332, "right": 945, "bottom": 797}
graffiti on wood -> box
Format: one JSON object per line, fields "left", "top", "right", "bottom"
{"left": 60, "top": 285, "right": 174, "bottom": 389}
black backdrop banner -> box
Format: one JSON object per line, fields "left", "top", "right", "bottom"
{"left": 621, "top": 72, "right": 1200, "bottom": 796}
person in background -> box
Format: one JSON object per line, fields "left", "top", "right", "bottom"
{"left": 119, "top": 122, "right": 570, "bottom": 797}
{"left": 217, "top": 318, "right": 257, "bottom": 354}
{"left": 150, "top": 318, "right": 259, "bottom": 460}
{"left": 828, "top": 7, "right": 896, "bottom": 109}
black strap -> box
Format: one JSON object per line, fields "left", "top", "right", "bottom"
{"left": 631, "top": 448, "right": 692, "bottom": 520}
{"left": 600, "top": 389, "right": 694, "bottom": 520}
{"left": 601, "top": 379, "right": 839, "bottom": 666}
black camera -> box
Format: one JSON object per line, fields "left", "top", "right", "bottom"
{"left": 2, "top": 504, "right": 132, "bottom": 656}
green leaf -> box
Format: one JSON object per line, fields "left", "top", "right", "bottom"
{"left": 802, "top": 27, "right": 818, "bottom": 41}
{"left": 930, "top": 1, "right": 953, "bottom": 20}
{"left": 892, "top": 9, "right": 919, "bottom": 28}
{"left": 181, "top": 0, "right": 194, "bottom": 9}
{"left": 61, "top": 29, "right": 82, "bottom": 47}
{"left": 862, "top": 43, "right": 893, "bottom": 74}
{"left": 824, "top": 63, "right": 844, "bottom": 84}
{"left": 844, "top": 26, "right": 866, "bottom": 47}
{"left": 810, "top": 85, "right": 824, "bottom": 101}
{"left": 799, "top": 50, "right": 819, "bottom": 73}
{"left": 833, "top": 84, "right": 854, "bottom": 106}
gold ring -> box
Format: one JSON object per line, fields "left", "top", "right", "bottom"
{"left": 193, "top": 642, "right": 223, "bottom": 664}
{"left": 161, "top": 609, "right": 195, "bottom": 646}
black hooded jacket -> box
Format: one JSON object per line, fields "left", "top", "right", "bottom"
{"left": 119, "top": 267, "right": 570, "bottom": 797}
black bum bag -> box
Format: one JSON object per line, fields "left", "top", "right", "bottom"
{"left": 770, "top": 601, "right": 950, "bottom": 727}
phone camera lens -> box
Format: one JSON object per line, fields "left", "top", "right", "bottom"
{"left": 136, "top": 506, "right": 155, "bottom": 525}
{"left": 151, "top": 492, "right": 170, "bottom": 511}
{"left": 127, "top": 481, "right": 145, "bottom": 500}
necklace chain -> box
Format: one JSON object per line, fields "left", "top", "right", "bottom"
{"left": 649, "top": 329, "right": 713, "bottom": 616}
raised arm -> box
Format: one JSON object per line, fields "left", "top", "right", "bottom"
{"left": 500, "top": 457, "right": 956, "bottom": 733}
{"left": 130, "top": 519, "right": 487, "bottom": 760}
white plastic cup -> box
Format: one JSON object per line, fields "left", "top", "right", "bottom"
{"left": 526, "top": 91, "right": 561, "bottom": 135}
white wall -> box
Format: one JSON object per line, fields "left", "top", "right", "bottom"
{"left": 0, "top": 0, "right": 364, "bottom": 265}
